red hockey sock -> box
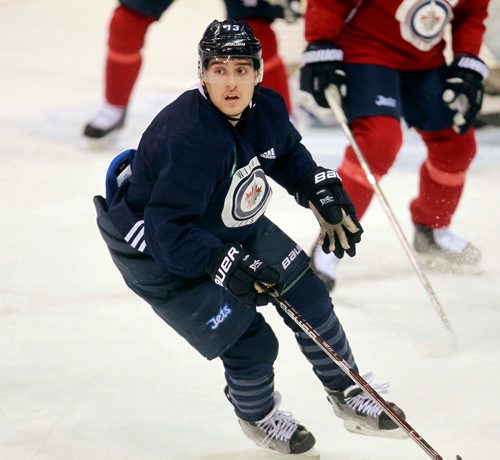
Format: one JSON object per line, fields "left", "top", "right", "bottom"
{"left": 105, "top": 6, "right": 156, "bottom": 107}
{"left": 410, "top": 127, "right": 477, "bottom": 228}
{"left": 245, "top": 18, "right": 291, "bottom": 113}
{"left": 337, "top": 116, "right": 402, "bottom": 219}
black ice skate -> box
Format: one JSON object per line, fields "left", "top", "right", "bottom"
{"left": 237, "top": 392, "right": 317, "bottom": 456}
{"left": 83, "top": 103, "right": 127, "bottom": 141}
{"left": 327, "top": 373, "right": 407, "bottom": 439}
{"left": 413, "top": 224, "right": 481, "bottom": 273}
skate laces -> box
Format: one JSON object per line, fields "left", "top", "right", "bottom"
{"left": 256, "top": 393, "right": 298, "bottom": 447}
{"left": 345, "top": 373, "right": 390, "bottom": 417}
{"left": 88, "top": 103, "right": 125, "bottom": 129}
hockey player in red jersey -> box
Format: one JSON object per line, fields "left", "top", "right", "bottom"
{"left": 83, "top": 0, "right": 300, "bottom": 141}
{"left": 300, "top": 0, "right": 489, "bottom": 290}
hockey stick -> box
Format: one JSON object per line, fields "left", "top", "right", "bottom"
{"left": 267, "top": 287, "right": 462, "bottom": 460}
{"left": 324, "top": 85, "right": 456, "bottom": 338}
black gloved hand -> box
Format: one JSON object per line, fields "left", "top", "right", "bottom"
{"left": 276, "top": 0, "right": 303, "bottom": 23}
{"left": 296, "top": 167, "right": 363, "bottom": 258}
{"left": 206, "top": 243, "right": 280, "bottom": 307}
{"left": 300, "top": 42, "right": 346, "bottom": 108}
{"left": 442, "top": 54, "right": 488, "bottom": 134}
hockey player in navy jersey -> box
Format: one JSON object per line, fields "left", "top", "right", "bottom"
{"left": 94, "top": 19, "right": 405, "bottom": 455}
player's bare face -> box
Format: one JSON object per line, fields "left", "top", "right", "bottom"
{"left": 203, "top": 57, "right": 258, "bottom": 124}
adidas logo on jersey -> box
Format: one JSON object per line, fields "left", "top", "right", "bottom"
{"left": 124, "top": 220, "right": 146, "bottom": 252}
{"left": 260, "top": 148, "right": 276, "bottom": 160}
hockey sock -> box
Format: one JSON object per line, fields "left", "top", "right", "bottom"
{"left": 410, "top": 127, "right": 476, "bottom": 227}
{"left": 279, "top": 270, "right": 358, "bottom": 392}
{"left": 245, "top": 18, "right": 292, "bottom": 113}
{"left": 105, "top": 6, "right": 156, "bottom": 107}
{"left": 220, "top": 314, "right": 278, "bottom": 422}
{"left": 224, "top": 372, "right": 275, "bottom": 423}
{"left": 337, "top": 116, "right": 402, "bottom": 219}
{"left": 296, "top": 311, "right": 357, "bottom": 391}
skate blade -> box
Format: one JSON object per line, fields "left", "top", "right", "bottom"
{"left": 81, "top": 130, "right": 122, "bottom": 150}
{"left": 343, "top": 419, "right": 409, "bottom": 439}
{"left": 293, "top": 446, "right": 320, "bottom": 458}
{"left": 263, "top": 446, "right": 320, "bottom": 459}
{"left": 417, "top": 254, "right": 483, "bottom": 275}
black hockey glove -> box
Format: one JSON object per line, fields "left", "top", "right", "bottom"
{"left": 300, "top": 42, "right": 346, "bottom": 108}
{"left": 206, "top": 243, "right": 280, "bottom": 307}
{"left": 442, "top": 55, "right": 489, "bottom": 134}
{"left": 265, "top": 0, "right": 303, "bottom": 23}
{"left": 296, "top": 167, "right": 363, "bottom": 258}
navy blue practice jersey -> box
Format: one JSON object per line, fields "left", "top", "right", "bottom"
{"left": 107, "top": 85, "right": 317, "bottom": 278}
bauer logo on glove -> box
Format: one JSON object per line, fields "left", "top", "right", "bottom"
{"left": 206, "top": 243, "right": 280, "bottom": 306}
{"left": 296, "top": 167, "right": 363, "bottom": 258}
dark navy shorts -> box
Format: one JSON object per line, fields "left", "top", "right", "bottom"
{"left": 344, "top": 63, "right": 455, "bottom": 132}
{"left": 224, "top": 0, "right": 285, "bottom": 21}
{"left": 119, "top": 0, "right": 175, "bottom": 19}
{"left": 120, "top": 0, "right": 284, "bottom": 21}
{"left": 94, "top": 196, "right": 309, "bottom": 360}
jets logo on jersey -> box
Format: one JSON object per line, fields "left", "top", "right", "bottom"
{"left": 396, "top": 0, "right": 454, "bottom": 52}
{"left": 244, "top": 182, "right": 263, "bottom": 208}
{"left": 221, "top": 157, "right": 272, "bottom": 228}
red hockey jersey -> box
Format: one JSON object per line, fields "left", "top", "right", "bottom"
{"left": 304, "top": 0, "right": 489, "bottom": 70}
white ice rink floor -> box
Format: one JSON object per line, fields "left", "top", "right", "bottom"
{"left": 1, "top": 1, "right": 499, "bottom": 459}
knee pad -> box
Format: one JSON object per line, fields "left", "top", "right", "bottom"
{"left": 340, "top": 116, "right": 403, "bottom": 187}
{"left": 420, "top": 127, "right": 477, "bottom": 178}
{"left": 411, "top": 128, "right": 476, "bottom": 227}
{"left": 280, "top": 270, "right": 333, "bottom": 329}
{"left": 221, "top": 313, "right": 278, "bottom": 377}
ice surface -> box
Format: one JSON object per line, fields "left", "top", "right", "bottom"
{"left": 0, "top": 1, "right": 499, "bottom": 459}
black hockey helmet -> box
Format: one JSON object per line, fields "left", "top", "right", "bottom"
{"left": 198, "top": 19, "right": 263, "bottom": 82}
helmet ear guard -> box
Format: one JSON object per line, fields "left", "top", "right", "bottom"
{"left": 198, "top": 20, "right": 263, "bottom": 83}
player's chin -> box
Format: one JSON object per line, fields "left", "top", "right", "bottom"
{"left": 221, "top": 106, "right": 244, "bottom": 119}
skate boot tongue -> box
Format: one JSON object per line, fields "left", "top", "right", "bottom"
{"left": 344, "top": 374, "right": 389, "bottom": 418}
{"left": 413, "top": 224, "right": 482, "bottom": 272}
{"left": 83, "top": 103, "right": 127, "bottom": 140}
{"left": 237, "top": 391, "right": 316, "bottom": 455}
{"left": 327, "top": 373, "right": 408, "bottom": 438}
{"left": 433, "top": 227, "right": 468, "bottom": 252}
{"left": 256, "top": 393, "right": 298, "bottom": 447}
